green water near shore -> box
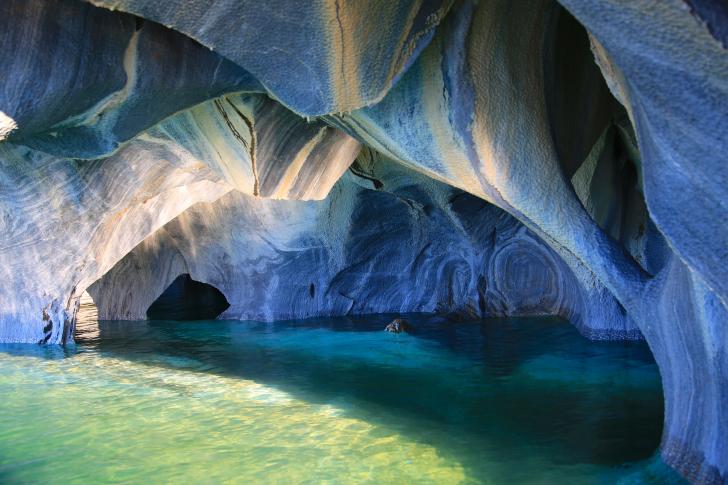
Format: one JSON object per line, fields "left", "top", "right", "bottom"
{"left": 0, "top": 316, "right": 685, "bottom": 483}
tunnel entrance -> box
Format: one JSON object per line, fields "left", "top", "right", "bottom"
{"left": 146, "top": 274, "right": 230, "bottom": 320}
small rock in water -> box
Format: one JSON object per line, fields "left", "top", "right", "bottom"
{"left": 384, "top": 318, "right": 411, "bottom": 334}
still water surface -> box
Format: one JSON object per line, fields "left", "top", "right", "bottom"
{"left": 0, "top": 315, "right": 685, "bottom": 483}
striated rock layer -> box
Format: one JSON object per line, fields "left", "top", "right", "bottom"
{"left": 0, "top": 87, "right": 359, "bottom": 343}
{"left": 87, "top": 0, "right": 453, "bottom": 116}
{"left": 90, "top": 152, "right": 639, "bottom": 340}
{"left": 0, "top": 0, "right": 726, "bottom": 482}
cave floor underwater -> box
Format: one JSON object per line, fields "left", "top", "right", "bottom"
{"left": 0, "top": 313, "right": 686, "bottom": 484}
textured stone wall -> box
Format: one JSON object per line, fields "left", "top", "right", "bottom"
{"left": 0, "top": 0, "right": 726, "bottom": 481}
{"left": 89, "top": 152, "right": 639, "bottom": 339}
{"left": 0, "top": 89, "right": 359, "bottom": 343}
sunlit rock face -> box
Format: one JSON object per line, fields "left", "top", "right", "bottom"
{"left": 0, "top": 88, "right": 358, "bottom": 343}
{"left": 0, "top": 138, "right": 229, "bottom": 344}
{"left": 89, "top": 153, "right": 639, "bottom": 339}
{"left": 0, "top": 0, "right": 726, "bottom": 481}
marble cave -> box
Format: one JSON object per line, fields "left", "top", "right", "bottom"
{"left": 0, "top": 0, "right": 726, "bottom": 483}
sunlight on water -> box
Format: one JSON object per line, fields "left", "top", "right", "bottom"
{"left": 0, "top": 315, "right": 686, "bottom": 484}
{"left": 0, "top": 354, "right": 465, "bottom": 483}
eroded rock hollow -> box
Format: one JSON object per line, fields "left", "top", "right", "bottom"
{"left": 0, "top": 0, "right": 726, "bottom": 482}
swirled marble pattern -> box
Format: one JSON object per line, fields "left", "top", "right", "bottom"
{"left": 87, "top": 0, "right": 452, "bottom": 116}
{"left": 0, "top": 140, "right": 229, "bottom": 343}
{"left": 0, "top": 90, "right": 358, "bottom": 344}
{"left": 557, "top": 2, "right": 728, "bottom": 480}
{"left": 89, "top": 153, "right": 638, "bottom": 340}
{"left": 0, "top": 0, "right": 726, "bottom": 481}
{"left": 0, "top": 0, "right": 262, "bottom": 159}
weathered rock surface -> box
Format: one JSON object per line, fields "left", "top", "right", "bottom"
{"left": 0, "top": 0, "right": 263, "bottom": 158}
{"left": 89, "top": 152, "right": 639, "bottom": 339}
{"left": 0, "top": 89, "right": 358, "bottom": 343}
{"left": 87, "top": 0, "right": 452, "bottom": 116}
{"left": 0, "top": 0, "right": 726, "bottom": 482}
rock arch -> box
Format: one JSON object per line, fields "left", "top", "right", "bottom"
{"left": 0, "top": 0, "right": 725, "bottom": 481}
{"left": 146, "top": 274, "right": 230, "bottom": 321}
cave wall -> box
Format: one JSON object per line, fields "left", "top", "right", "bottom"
{"left": 323, "top": 2, "right": 728, "bottom": 480}
{"left": 86, "top": 0, "right": 453, "bottom": 116}
{"left": 0, "top": 0, "right": 264, "bottom": 158}
{"left": 555, "top": 2, "right": 728, "bottom": 481}
{"left": 0, "top": 90, "right": 358, "bottom": 344}
{"left": 89, "top": 152, "right": 639, "bottom": 339}
{"left": 0, "top": 0, "right": 726, "bottom": 482}
{"left": 0, "top": 0, "right": 360, "bottom": 343}
{"left": 0, "top": 141, "right": 226, "bottom": 343}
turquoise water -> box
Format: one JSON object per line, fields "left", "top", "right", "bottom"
{"left": 0, "top": 315, "right": 686, "bottom": 484}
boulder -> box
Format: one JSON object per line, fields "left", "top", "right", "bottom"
{"left": 384, "top": 318, "right": 412, "bottom": 334}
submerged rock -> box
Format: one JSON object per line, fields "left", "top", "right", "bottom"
{"left": 384, "top": 319, "right": 412, "bottom": 334}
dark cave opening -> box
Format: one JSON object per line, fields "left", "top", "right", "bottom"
{"left": 544, "top": 4, "right": 671, "bottom": 279}
{"left": 146, "top": 274, "right": 230, "bottom": 320}
{"left": 544, "top": 4, "right": 625, "bottom": 180}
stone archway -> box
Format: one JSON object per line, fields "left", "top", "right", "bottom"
{"left": 146, "top": 274, "right": 230, "bottom": 321}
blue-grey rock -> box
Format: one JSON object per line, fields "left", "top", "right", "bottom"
{"left": 88, "top": 151, "right": 639, "bottom": 340}
{"left": 384, "top": 319, "right": 411, "bottom": 334}
{"left": 0, "top": 92, "right": 358, "bottom": 343}
{"left": 0, "top": 0, "right": 725, "bottom": 481}
{"left": 555, "top": 2, "right": 728, "bottom": 481}
{"left": 87, "top": 0, "right": 453, "bottom": 116}
{"left": 0, "top": 0, "right": 262, "bottom": 159}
